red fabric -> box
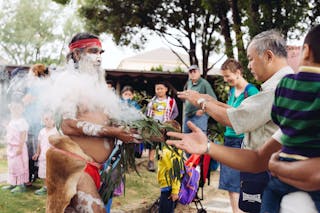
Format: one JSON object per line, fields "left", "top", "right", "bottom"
{"left": 185, "top": 154, "right": 201, "bottom": 167}
{"left": 84, "top": 163, "right": 101, "bottom": 189}
{"left": 202, "top": 154, "right": 211, "bottom": 184}
{"left": 69, "top": 38, "right": 102, "bottom": 51}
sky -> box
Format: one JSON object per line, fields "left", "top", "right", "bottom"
{"left": 100, "top": 34, "right": 170, "bottom": 69}
{"left": 100, "top": 32, "right": 305, "bottom": 70}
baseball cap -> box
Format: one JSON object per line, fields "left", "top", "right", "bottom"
{"left": 188, "top": 65, "right": 199, "bottom": 71}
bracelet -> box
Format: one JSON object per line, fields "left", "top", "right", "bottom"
{"left": 204, "top": 140, "right": 211, "bottom": 154}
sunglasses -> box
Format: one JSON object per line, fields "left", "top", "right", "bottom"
{"left": 189, "top": 69, "right": 197, "bottom": 73}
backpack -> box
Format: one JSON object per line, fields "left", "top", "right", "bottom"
{"left": 178, "top": 154, "right": 201, "bottom": 205}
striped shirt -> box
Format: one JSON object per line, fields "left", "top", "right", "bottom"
{"left": 271, "top": 66, "right": 320, "bottom": 157}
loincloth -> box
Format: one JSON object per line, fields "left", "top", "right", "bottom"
{"left": 46, "top": 135, "right": 101, "bottom": 213}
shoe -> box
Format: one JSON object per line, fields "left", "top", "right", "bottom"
{"left": 147, "top": 160, "right": 155, "bottom": 172}
{"left": 1, "top": 185, "right": 15, "bottom": 191}
{"left": 34, "top": 187, "right": 47, "bottom": 195}
{"left": 11, "top": 185, "right": 26, "bottom": 193}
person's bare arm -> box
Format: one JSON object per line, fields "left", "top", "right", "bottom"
{"left": 61, "top": 119, "right": 138, "bottom": 143}
{"left": 167, "top": 121, "right": 282, "bottom": 173}
{"left": 269, "top": 152, "right": 320, "bottom": 191}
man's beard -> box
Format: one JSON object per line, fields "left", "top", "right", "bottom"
{"left": 77, "top": 53, "right": 102, "bottom": 78}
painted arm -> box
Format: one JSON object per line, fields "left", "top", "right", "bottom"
{"left": 269, "top": 152, "right": 320, "bottom": 191}
{"left": 61, "top": 119, "right": 139, "bottom": 143}
{"left": 167, "top": 121, "right": 282, "bottom": 173}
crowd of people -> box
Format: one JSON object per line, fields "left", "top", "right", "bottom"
{"left": 0, "top": 24, "right": 319, "bottom": 213}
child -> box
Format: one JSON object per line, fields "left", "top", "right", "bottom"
{"left": 32, "top": 112, "right": 58, "bottom": 195}
{"left": 120, "top": 85, "right": 143, "bottom": 158}
{"left": 2, "top": 101, "right": 29, "bottom": 193}
{"left": 261, "top": 24, "right": 320, "bottom": 213}
{"left": 157, "top": 146, "right": 182, "bottom": 213}
{"left": 146, "top": 82, "right": 179, "bottom": 172}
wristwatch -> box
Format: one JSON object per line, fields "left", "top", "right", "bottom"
{"left": 196, "top": 98, "right": 207, "bottom": 112}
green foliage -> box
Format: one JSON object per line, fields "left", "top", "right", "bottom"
{"left": 173, "top": 66, "right": 184, "bottom": 73}
{"left": 150, "top": 65, "right": 163, "bottom": 72}
{"left": 0, "top": 0, "right": 83, "bottom": 65}
{"left": 208, "top": 121, "right": 225, "bottom": 145}
{"left": 211, "top": 76, "right": 230, "bottom": 103}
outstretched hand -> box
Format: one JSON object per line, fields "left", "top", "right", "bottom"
{"left": 166, "top": 121, "right": 208, "bottom": 155}
{"left": 177, "top": 90, "right": 202, "bottom": 106}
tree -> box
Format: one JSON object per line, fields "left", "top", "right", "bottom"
{"left": 0, "top": 0, "right": 83, "bottom": 65}
{"left": 54, "top": 0, "right": 223, "bottom": 78}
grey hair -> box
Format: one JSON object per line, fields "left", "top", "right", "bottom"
{"left": 249, "top": 30, "right": 287, "bottom": 58}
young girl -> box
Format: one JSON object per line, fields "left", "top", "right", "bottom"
{"left": 146, "top": 82, "right": 179, "bottom": 172}
{"left": 2, "top": 101, "right": 29, "bottom": 193}
{"left": 32, "top": 112, "right": 58, "bottom": 195}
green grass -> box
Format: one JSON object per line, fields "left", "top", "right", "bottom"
{"left": 0, "top": 180, "right": 46, "bottom": 213}
{"left": 0, "top": 160, "right": 160, "bottom": 212}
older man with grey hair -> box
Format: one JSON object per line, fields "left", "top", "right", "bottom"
{"left": 170, "top": 30, "right": 298, "bottom": 213}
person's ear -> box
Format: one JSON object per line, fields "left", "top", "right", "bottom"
{"left": 264, "top": 50, "right": 274, "bottom": 63}
{"left": 73, "top": 49, "right": 82, "bottom": 61}
{"left": 302, "top": 44, "right": 311, "bottom": 61}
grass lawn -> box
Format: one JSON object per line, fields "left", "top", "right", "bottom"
{"left": 0, "top": 179, "right": 46, "bottom": 213}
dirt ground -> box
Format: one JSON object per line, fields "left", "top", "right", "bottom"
{"left": 112, "top": 151, "right": 229, "bottom": 213}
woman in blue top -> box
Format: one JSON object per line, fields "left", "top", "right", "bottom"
{"left": 218, "top": 59, "right": 259, "bottom": 213}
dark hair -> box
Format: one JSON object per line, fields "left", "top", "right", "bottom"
{"left": 221, "top": 58, "right": 243, "bottom": 74}
{"left": 154, "top": 81, "right": 168, "bottom": 88}
{"left": 67, "top": 32, "right": 100, "bottom": 62}
{"left": 121, "top": 85, "right": 134, "bottom": 94}
{"left": 31, "top": 63, "right": 49, "bottom": 78}
{"left": 304, "top": 24, "right": 320, "bottom": 63}
{"left": 106, "top": 79, "right": 114, "bottom": 86}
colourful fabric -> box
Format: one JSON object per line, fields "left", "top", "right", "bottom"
{"left": 184, "top": 77, "right": 216, "bottom": 117}
{"left": 146, "top": 96, "right": 178, "bottom": 122}
{"left": 37, "top": 127, "right": 58, "bottom": 178}
{"left": 157, "top": 147, "right": 182, "bottom": 195}
{"left": 6, "top": 118, "right": 29, "bottom": 185}
{"left": 84, "top": 163, "right": 101, "bottom": 189}
{"left": 271, "top": 66, "right": 320, "bottom": 155}
{"left": 224, "top": 84, "right": 259, "bottom": 138}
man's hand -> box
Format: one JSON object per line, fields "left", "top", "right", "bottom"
{"left": 166, "top": 121, "right": 207, "bottom": 155}
{"left": 268, "top": 151, "right": 281, "bottom": 177}
{"left": 108, "top": 126, "right": 141, "bottom": 143}
{"left": 177, "top": 90, "right": 203, "bottom": 107}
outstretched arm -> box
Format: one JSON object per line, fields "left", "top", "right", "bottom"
{"left": 269, "top": 152, "right": 320, "bottom": 191}
{"left": 166, "top": 121, "right": 281, "bottom": 173}
{"left": 61, "top": 119, "right": 139, "bottom": 143}
{"left": 177, "top": 91, "right": 232, "bottom": 127}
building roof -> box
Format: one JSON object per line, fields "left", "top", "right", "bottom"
{"left": 117, "top": 47, "right": 189, "bottom": 71}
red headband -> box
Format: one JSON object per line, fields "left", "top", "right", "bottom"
{"left": 69, "top": 38, "right": 102, "bottom": 51}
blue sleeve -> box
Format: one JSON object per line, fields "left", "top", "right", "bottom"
{"left": 247, "top": 84, "right": 259, "bottom": 97}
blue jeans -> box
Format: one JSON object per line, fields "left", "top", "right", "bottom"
{"left": 183, "top": 113, "right": 209, "bottom": 157}
{"left": 219, "top": 137, "right": 242, "bottom": 193}
{"left": 260, "top": 176, "right": 320, "bottom": 213}
{"left": 183, "top": 113, "right": 209, "bottom": 134}
{"left": 159, "top": 189, "right": 176, "bottom": 213}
